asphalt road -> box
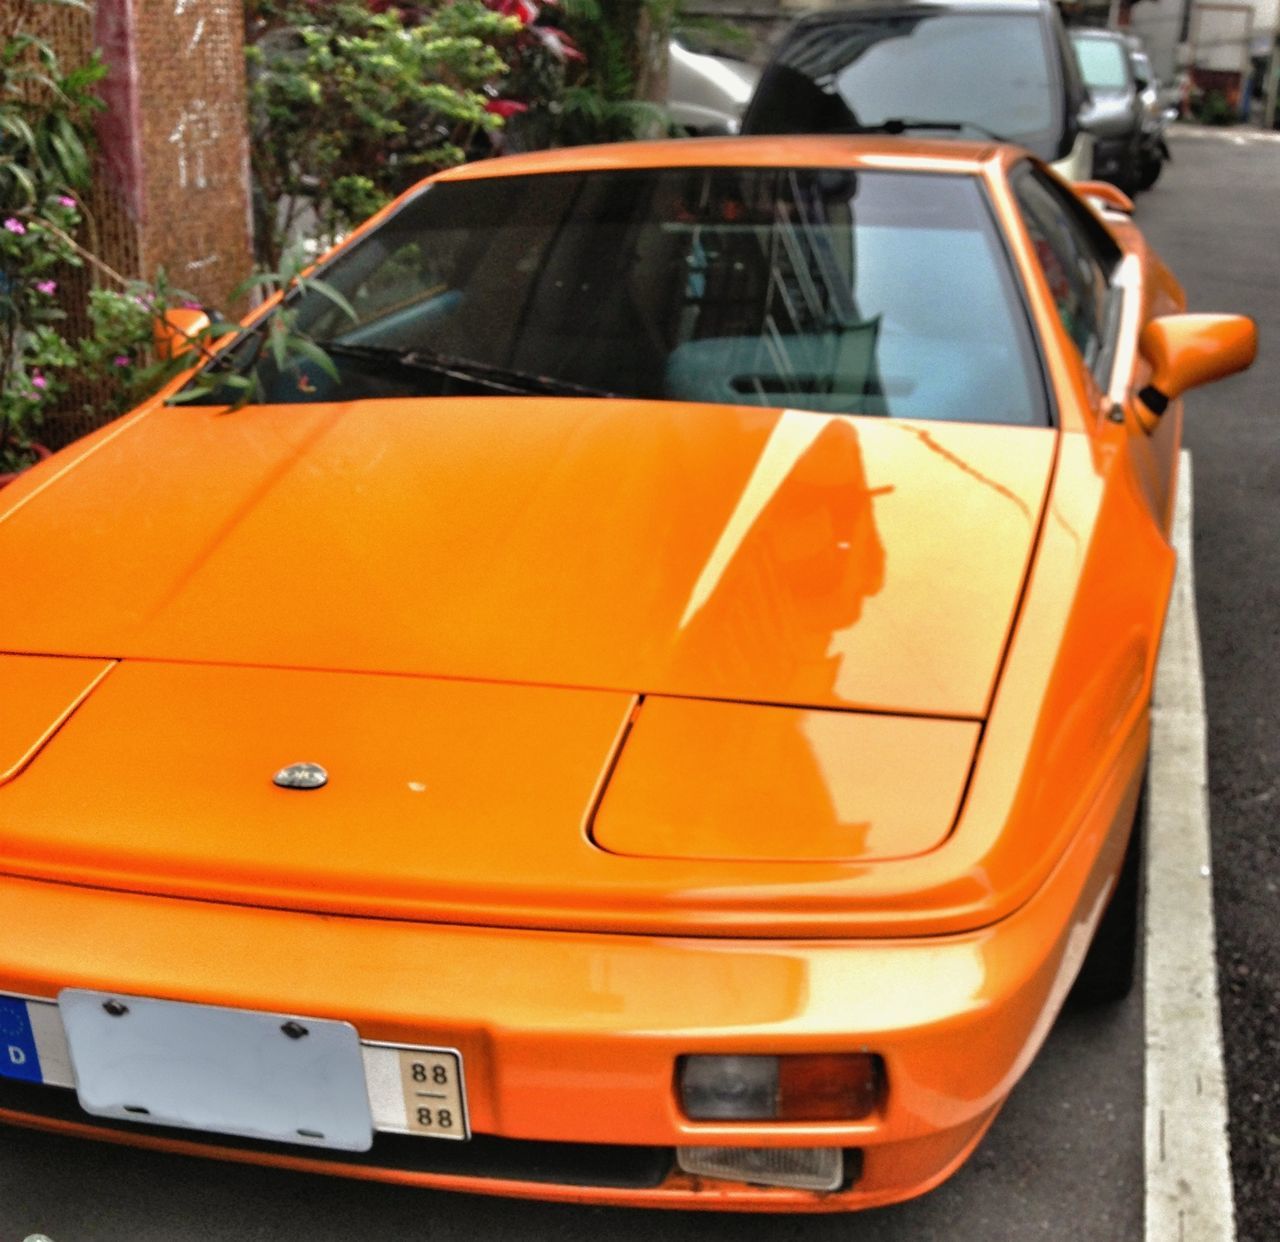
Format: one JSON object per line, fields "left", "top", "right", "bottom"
{"left": 1139, "top": 123, "right": 1280, "bottom": 1242}
{"left": 1, "top": 127, "right": 1274, "bottom": 1242}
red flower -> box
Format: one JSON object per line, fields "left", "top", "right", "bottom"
{"left": 485, "top": 98, "right": 530, "bottom": 119}
{"left": 483, "top": 0, "right": 584, "bottom": 60}
{"left": 490, "top": 0, "right": 539, "bottom": 22}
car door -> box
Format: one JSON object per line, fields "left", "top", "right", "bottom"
{"left": 1010, "top": 161, "right": 1180, "bottom": 529}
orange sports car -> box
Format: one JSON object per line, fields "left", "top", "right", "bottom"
{"left": 0, "top": 137, "right": 1256, "bottom": 1211}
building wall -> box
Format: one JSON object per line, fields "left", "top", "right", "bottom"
{"left": 1128, "top": 0, "right": 1190, "bottom": 80}
{"left": 1127, "top": 0, "right": 1277, "bottom": 85}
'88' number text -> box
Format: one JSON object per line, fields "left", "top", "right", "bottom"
{"left": 417, "top": 1106, "right": 454, "bottom": 1129}
{"left": 408, "top": 1060, "right": 456, "bottom": 1132}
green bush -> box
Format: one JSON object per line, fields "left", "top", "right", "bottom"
{"left": 1197, "top": 89, "right": 1236, "bottom": 126}
{"left": 0, "top": 2, "right": 358, "bottom": 476}
{"left": 244, "top": 0, "right": 521, "bottom": 268}
{"left": 0, "top": 0, "right": 108, "bottom": 473}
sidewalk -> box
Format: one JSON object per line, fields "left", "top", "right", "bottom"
{"left": 1170, "top": 120, "right": 1280, "bottom": 142}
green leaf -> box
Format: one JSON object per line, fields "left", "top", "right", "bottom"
{"left": 0, "top": 113, "right": 36, "bottom": 151}
{"left": 2, "top": 161, "right": 37, "bottom": 205}
{"left": 267, "top": 320, "right": 288, "bottom": 371}
{"left": 297, "top": 277, "right": 357, "bottom": 323}
{"left": 289, "top": 336, "right": 341, "bottom": 382}
{"left": 165, "top": 385, "right": 212, "bottom": 405}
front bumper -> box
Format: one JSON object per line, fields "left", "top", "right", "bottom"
{"left": 0, "top": 779, "right": 1128, "bottom": 1212}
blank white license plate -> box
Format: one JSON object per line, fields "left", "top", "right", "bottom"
{"left": 59, "top": 990, "right": 374, "bottom": 1152}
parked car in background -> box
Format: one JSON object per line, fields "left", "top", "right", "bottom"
{"left": 1070, "top": 28, "right": 1145, "bottom": 192}
{"left": 740, "top": 0, "right": 1095, "bottom": 181}
{"left": 1127, "top": 40, "right": 1173, "bottom": 189}
{"left": 0, "top": 133, "right": 1255, "bottom": 1212}
{"left": 667, "top": 36, "right": 759, "bottom": 135}
{"left": 1129, "top": 43, "right": 1160, "bottom": 127}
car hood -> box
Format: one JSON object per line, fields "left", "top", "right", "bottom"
{"left": 0, "top": 397, "right": 1059, "bottom": 933}
{"left": 0, "top": 396, "right": 1055, "bottom": 718}
{"left": 0, "top": 658, "right": 985, "bottom": 927}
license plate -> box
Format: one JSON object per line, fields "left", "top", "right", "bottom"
{"left": 392, "top": 1045, "right": 469, "bottom": 1140}
{"left": 0, "top": 995, "right": 43, "bottom": 1084}
{"left": 59, "top": 990, "right": 375, "bottom": 1152}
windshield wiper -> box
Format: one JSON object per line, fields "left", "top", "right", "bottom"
{"left": 318, "top": 341, "right": 621, "bottom": 399}
{"left": 841, "top": 117, "right": 1011, "bottom": 143}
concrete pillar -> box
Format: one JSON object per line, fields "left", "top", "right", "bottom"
{"left": 31, "top": 0, "right": 253, "bottom": 446}
{"left": 95, "top": 0, "right": 253, "bottom": 314}
{"left": 1265, "top": 38, "right": 1279, "bottom": 128}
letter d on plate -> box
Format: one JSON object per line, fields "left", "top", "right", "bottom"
{"left": 0, "top": 996, "right": 43, "bottom": 1084}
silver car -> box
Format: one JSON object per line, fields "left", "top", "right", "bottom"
{"left": 1071, "top": 28, "right": 1144, "bottom": 192}
{"left": 667, "top": 38, "right": 759, "bottom": 136}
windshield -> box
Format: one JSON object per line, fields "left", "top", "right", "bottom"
{"left": 1073, "top": 36, "right": 1130, "bottom": 92}
{"left": 200, "top": 168, "right": 1047, "bottom": 427}
{"left": 744, "top": 12, "right": 1060, "bottom": 159}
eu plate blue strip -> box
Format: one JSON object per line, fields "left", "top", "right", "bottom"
{"left": 0, "top": 995, "right": 43, "bottom": 1083}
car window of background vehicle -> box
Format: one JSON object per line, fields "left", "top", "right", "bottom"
{"left": 1073, "top": 36, "right": 1132, "bottom": 92}
{"left": 746, "top": 13, "right": 1058, "bottom": 156}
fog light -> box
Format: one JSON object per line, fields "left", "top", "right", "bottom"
{"left": 677, "top": 1144, "right": 845, "bottom": 1191}
{"left": 679, "top": 1054, "right": 883, "bottom": 1121}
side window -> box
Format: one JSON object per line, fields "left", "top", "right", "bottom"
{"left": 1012, "top": 166, "right": 1118, "bottom": 369}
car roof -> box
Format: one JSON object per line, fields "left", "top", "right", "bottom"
{"left": 1071, "top": 27, "right": 1127, "bottom": 42}
{"left": 433, "top": 136, "right": 1000, "bottom": 185}
{"left": 787, "top": 0, "right": 1046, "bottom": 25}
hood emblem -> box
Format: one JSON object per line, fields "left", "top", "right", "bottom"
{"left": 273, "top": 763, "right": 328, "bottom": 791}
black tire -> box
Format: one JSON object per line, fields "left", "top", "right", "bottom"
{"left": 1118, "top": 145, "right": 1143, "bottom": 196}
{"left": 1136, "top": 151, "right": 1163, "bottom": 191}
{"left": 1070, "top": 773, "right": 1146, "bottom": 1006}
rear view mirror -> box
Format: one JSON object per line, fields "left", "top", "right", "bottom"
{"left": 1138, "top": 314, "right": 1257, "bottom": 415}
{"left": 1077, "top": 96, "right": 1105, "bottom": 133}
{"left": 154, "top": 306, "right": 212, "bottom": 360}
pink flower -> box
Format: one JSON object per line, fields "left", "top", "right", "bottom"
{"left": 531, "top": 26, "right": 583, "bottom": 61}
{"left": 57, "top": 195, "right": 76, "bottom": 208}
{"left": 35, "top": 279, "right": 57, "bottom": 296}
{"left": 31, "top": 372, "right": 47, "bottom": 390}
{"left": 113, "top": 355, "right": 131, "bottom": 367}
{"left": 4, "top": 218, "right": 26, "bottom": 235}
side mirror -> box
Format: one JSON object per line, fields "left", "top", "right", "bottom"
{"left": 1137, "top": 314, "right": 1257, "bottom": 415}
{"left": 154, "top": 306, "right": 212, "bottom": 360}
{"left": 1074, "top": 180, "right": 1135, "bottom": 214}
{"left": 1077, "top": 95, "right": 1105, "bottom": 133}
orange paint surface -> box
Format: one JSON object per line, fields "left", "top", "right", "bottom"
{"left": 0, "top": 405, "right": 1053, "bottom": 719}
{"left": 0, "top": 135, "right": 1256, "bottom": 1210}
{"left": 594, "top": 698, "right": 980, "bottom": 862}
{"left": 0, "top": 655, "right": 114, "bottom": 786}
